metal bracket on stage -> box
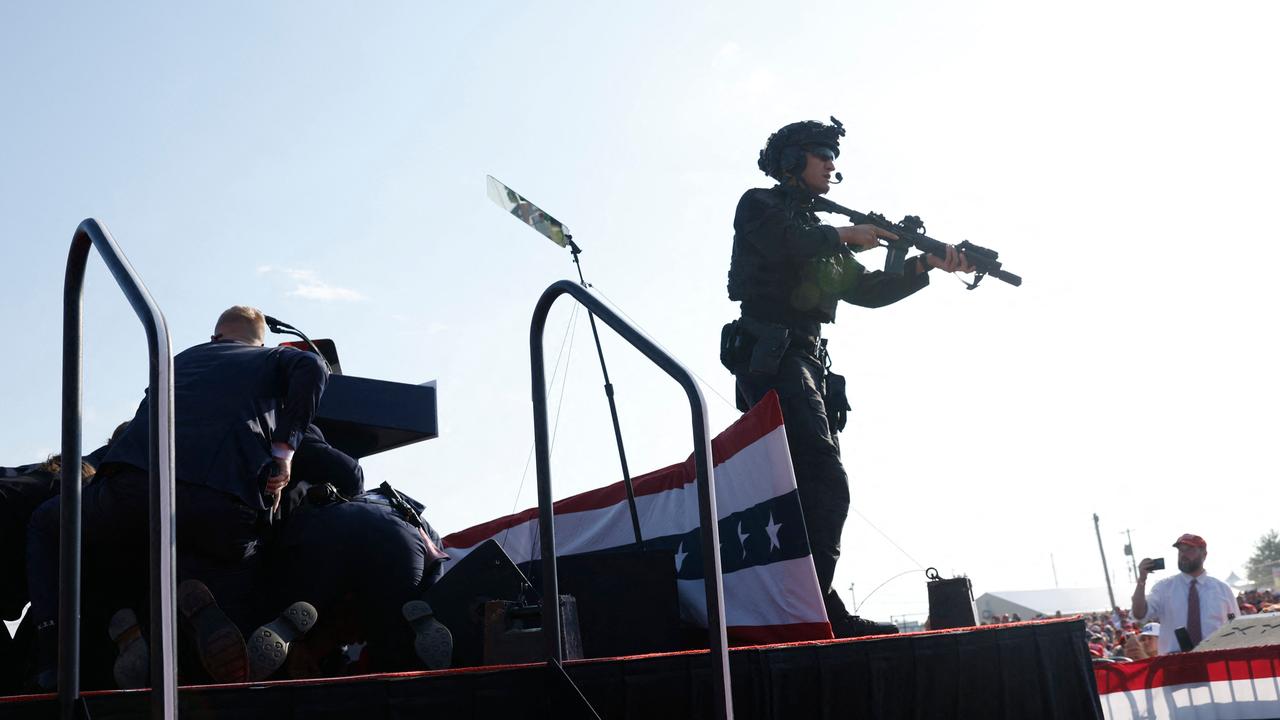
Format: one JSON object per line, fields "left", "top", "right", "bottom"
{"left": 61, "top": 219, "right": 178, "bottom": 720}
{"left": 530, "top": 280, "right": 734, "bottom": 720}
{"left": 547, "top": 658, "right": 602, "bottom": 720}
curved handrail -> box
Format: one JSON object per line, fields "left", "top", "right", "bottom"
{"left": 529, "top": 279, "right": 733, "bottom": 720}
{"left": 62, "top": 219, "right": 177, "bottom": 720}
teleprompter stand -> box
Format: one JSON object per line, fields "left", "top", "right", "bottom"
{"left": 486, "top": 175, "right": 644, "bottom": 549}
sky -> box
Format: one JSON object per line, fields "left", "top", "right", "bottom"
{"left": 2, "top": 1, "right": 1278, "bottom": 626}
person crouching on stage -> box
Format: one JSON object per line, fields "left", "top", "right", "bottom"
{"left": 254, "top": 482, "right": 452, "bottom": 679}
{"left": 25, "top": 306, "right": 328, "bottom": 689}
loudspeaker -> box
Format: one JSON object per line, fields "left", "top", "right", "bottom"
{"left": 1196, "top": 611, "right": 1280, "bottom": 651}
{"left": 425, "top": 539, "right": 532, "bottom": 668}
{"left": 528, "top": 549, "right": 683, "bottom": 659}
{"left": 927, "top": 574, "right": 978, "bottom": 630}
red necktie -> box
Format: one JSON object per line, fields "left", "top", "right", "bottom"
{"left": 1187, "top": 578, "right": 1202, "bottom": 647}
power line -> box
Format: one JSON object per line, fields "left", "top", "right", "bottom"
{"left": 849, "top": 506, "right": 926, "bottom": 570}
{"left": 502, "top": 303, "right": 580, "bottom": 550}
{"left": 589, "top": 286, "right": 739, "bottom": 413}
{"left": 566, "top": 289, "right": 935, "bottom": 586}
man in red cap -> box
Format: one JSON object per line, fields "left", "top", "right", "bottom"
{"left": 1131, "top": 533, "right": 1241, "bottom": 654}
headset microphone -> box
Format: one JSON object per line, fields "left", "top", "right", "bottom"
{"left": 831, "top": 172, "right": 843, "bottom": 184}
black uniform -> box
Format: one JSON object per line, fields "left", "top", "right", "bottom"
{"left": 724, "top": 183, "right": 929, "bottom": 623}
{"left": 277, "top": 424, "right": 365, "bottom": 519}
{"left": 268, "top": 487, "right": 447, "bottom": 671}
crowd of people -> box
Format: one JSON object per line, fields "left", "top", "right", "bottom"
{"left": 1081, "top": 610, "right": 1162, "bottom": 661}
{"left": 978, "top": 534, "right": 1278, "bottom": 664}
{"left": 1237, "top": 588, "right": 1278, "bottom": 614}
{"left": 1, "top": 306, "right": 452, "bottom": 695}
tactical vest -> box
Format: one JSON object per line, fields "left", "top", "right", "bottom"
{"left": 727, "top": 186, "right": 863, "bottom": 326}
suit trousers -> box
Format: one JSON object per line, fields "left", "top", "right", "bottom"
{"left": 26, "top": 466, "right": 264, "bottom": 632}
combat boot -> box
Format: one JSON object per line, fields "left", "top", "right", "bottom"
{"left": 831, "top": 614, "right": 900, "bottom": 639}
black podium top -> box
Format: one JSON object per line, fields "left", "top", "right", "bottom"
{"left": 313, "top": 374, "right": 438, "bottom": 459}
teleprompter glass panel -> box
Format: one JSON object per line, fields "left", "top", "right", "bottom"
{"left": 486, "top": 175, "right": 570, "bottom": 247}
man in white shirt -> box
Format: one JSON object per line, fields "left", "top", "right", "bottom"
{"left": 1132, "top": 533, "right": 1241, "bottom": 654}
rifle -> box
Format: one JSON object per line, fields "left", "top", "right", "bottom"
{"left": 811, "top": 196, "right": 1022, "bottom": 289}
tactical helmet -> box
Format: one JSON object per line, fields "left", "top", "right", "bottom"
{"left": 758, "top": 116, "right": 845, "bottom": 181}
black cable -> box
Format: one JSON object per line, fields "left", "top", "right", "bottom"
{"left": 588, "top": 286, "right": 740, "bottom": 413}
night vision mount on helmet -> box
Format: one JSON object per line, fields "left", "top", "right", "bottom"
{"left": 758, "top": 116, "right": 846, "bottom": 181}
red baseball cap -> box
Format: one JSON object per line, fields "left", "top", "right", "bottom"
{"left": 1172, "top": 533, "right": 1207, "bottom": 549}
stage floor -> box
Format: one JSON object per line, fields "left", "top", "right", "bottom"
{"left": 0, "top": 617, "right": 1104, "bottom": 719}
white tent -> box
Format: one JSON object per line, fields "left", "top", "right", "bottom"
{"left": 975, "top": 587, "right": 1115, "bottom": 621}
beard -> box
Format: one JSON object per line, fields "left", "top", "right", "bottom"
{"left": 1178, "top": 556, "right": 1204, "bottom": 574}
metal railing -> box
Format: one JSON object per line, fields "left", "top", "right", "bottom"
{"left": 529, "top": 280, "right": 733, "bottom": 720}
{"left": 61, "top": 219, "right": 177, "bottom": 720}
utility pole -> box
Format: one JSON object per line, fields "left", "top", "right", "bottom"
{"left": 1050, "top": 553, "right": 1059, "bottom": 588}
{"left": 1094, "top": 514, "right": 1117, "bottom": 610}
{"left": 1121, "top": 528, "right": 1138, "bottom": 582}
{"left": 848, "top": 582, "right": 856, "bottom": 611}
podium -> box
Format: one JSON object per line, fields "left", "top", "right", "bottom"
{"left": 313, "top": 374, "right": 438, "bottom": 458}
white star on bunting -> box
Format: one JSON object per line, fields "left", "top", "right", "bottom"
{"left": 765, "top": 513, "right": 782, "bottom": 551}
{"left": 674, "top": 541, "right": 688, "bottom": 573}
{"left": 737, "top": 521, "right": 750, "bottom": 559}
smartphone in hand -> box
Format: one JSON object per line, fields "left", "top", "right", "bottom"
{"left": 1150, "top": 558, "right": 1165, "bottom": 571}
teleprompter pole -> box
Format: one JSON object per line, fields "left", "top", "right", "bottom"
{"left": 566, "top": 237, "right": 644, "bottom": 548}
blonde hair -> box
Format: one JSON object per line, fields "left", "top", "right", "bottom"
{"left": 214, "top": 306, "right": 267, "bottom": 342}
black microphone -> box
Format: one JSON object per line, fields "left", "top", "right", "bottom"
{"left": 831, "top": 172, "right": 843, "bottom": 184}
{"left": 264, "top": 315, "right": 292, "bottom": 333}
{"left": 263, "top": 315, "right": 334, "bottom": 373}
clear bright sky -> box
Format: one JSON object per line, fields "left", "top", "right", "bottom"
{"left": 3, "top": 1, "right": 1278, "bottom": 624}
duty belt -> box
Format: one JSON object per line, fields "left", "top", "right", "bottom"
{"left": 739, "top": 314, "right": 822, "bottom": 358}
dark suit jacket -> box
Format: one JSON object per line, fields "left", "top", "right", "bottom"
{"left": 102, "top": 340, "right": 328, "bottom": 509}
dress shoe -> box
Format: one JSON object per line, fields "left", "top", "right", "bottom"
{"left": 402, "top": 600, "right": 452, "bottom": 670}
{"left": 247, "top": 601, "right": 318, "bottom": 681}
{"left": 177, "top": 579, "right": 249, "bottom": 683}
{"left": 108, "top": 608, "right": 150, "bottom": 689}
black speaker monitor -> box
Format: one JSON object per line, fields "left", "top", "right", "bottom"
{"left": 425, "top": 539, "right": 533, "bottom": 668}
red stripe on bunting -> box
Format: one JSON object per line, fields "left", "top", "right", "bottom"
{"left": 444, "top": 391, "right": 785, "bottom": 550}
{"left": 729, "top": 622, "right": 834, "bottom": 645}
{"left": 1094, "top": 644, "right": 1280, "bottom": 694}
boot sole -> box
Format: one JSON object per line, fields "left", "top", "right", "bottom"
{"left": 178, "top": 579, "right": 249, "bottom": 684}
{"left": 403, "top": 600, "right": 453, "bottom": 670}
{"left": 108, "top": 608, "right": 150, "bottom": 690}
{"left": 248, "top": 601, "right": 318, "bottom": 682}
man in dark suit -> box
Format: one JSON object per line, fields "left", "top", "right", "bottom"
{"left": 25, "top": 305, "right": 328, "bottom": 687}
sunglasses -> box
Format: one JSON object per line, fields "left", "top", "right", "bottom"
{"left": 805, "top": 146, "right": 836, "bottom": 162}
